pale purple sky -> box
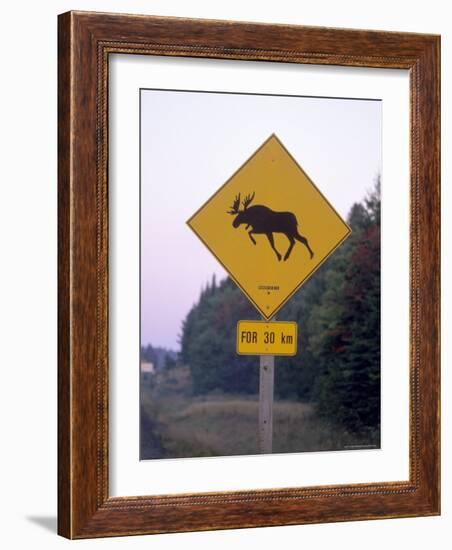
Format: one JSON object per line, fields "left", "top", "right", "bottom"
{"left": 141, "top": 89, "right": 381, "bottom": 350}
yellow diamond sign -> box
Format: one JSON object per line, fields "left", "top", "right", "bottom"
{"left": 187, "top": 134, "right": 351, "bottom": 320}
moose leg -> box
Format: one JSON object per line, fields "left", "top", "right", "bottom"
{"left": 248, "top": 230, "right": 257, "bottom": 245}
{"left": 295, "top": 232, "right": 314, "bottom": 259}
{"left": 284, "top": 236, "right": 295, "bottom": 261}
{"left": 266, "top": 233, "right": 281, "bottom": 261}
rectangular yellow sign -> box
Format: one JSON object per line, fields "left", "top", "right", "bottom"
{"left": 236, "top": 320, "right": 298, "bottom": 356}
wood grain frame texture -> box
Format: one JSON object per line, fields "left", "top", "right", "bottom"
{"left": 58, "top": 10, "right": 440, "bottom": 539}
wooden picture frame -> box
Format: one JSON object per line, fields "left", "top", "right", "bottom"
{"left": 58, "top": 11, "right": 440, "bottom": 539}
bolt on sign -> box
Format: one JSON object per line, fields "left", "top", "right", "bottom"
{"left": 187, "top": 134, "right": 351, "bottom": 320}
{"left": 237, "top": 320, "right": 297, "bottom": 356}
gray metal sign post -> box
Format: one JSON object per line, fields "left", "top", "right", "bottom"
{"left": 258, "top": 315, "right": 275, "bottom": 454}
{"left": 258, "top": 353, "right": 275, "bottom": 453}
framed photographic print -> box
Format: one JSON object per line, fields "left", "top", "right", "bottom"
{"left": 58, "top": 11, "right": 440, "bottom": 538}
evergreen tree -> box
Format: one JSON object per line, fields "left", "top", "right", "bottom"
{"left": 312, "top": 181, "right": 381, "bottom": 434}
{"left": 181, "top": 277, "right": 259, "bottom": 394}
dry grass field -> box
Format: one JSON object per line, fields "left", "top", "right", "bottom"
{"left": 140, "top": 366, "right": 378, "bottom": 459}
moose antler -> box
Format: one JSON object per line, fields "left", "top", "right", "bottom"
{"left": 227, "top": 193, "right": 241, "bottom": 215}
{"left": 242, "top": 192, "right": 255, "bottom": 210}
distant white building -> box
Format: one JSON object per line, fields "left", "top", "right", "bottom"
{"left": 141, "top": 361, "right": 155, "bottom": 378}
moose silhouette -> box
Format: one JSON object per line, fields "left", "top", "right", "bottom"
{"left": 227, "top": 192, "right": 314, "bottom": 262}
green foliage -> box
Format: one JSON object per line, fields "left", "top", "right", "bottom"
{"left": 181, "top": 278, "right": 260, "bottom": 394}
{"left": 165, "top": 355, "right": 177, "bottom": 370}
{"left": 141, "top": 343, "right": 158, "bottom": 365}
{"left": 180, "top": 180, "right": 381, "bottom": 436}
{"left": 141, "top": 343, "right": 177, "bottom": 371}
{"left": 311, "top": 181, "right": 381, "bottom": 434}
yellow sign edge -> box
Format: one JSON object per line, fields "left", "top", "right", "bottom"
{"left": 186, "top": 133, "right": 352, "bottom": 320}
{"left": 236, "top": 320, "right": 298, "bottom": 357}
